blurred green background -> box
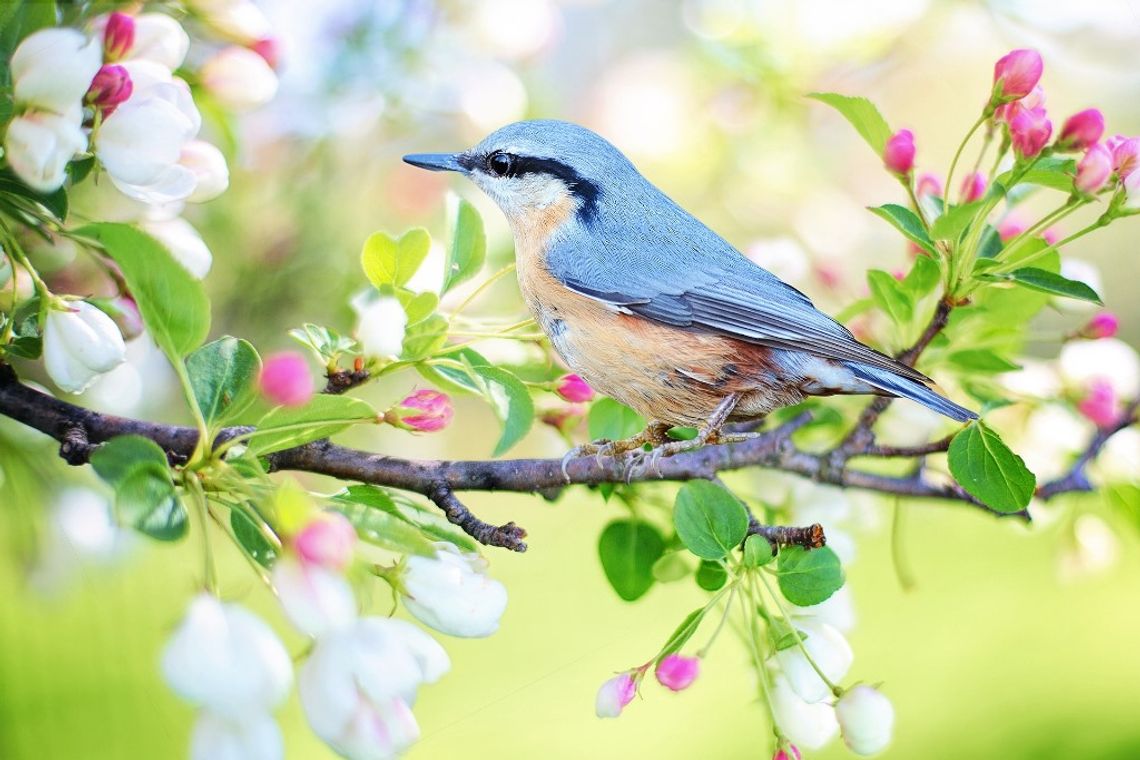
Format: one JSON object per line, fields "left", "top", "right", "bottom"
{"left": 2, "top": 0, "right": 1140, "bottom": 758}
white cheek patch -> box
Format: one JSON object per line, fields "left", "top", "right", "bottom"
{"left": 475, "top": 174, "right": 572, "bottom": 218}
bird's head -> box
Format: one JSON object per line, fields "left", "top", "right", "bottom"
{"left": 403, "top": 120, "right": 637, "bottom": 230}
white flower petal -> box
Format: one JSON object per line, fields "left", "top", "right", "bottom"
{"left": 400, "top": 544, "right": 508, "bottom": 638}
{"left": 272, "top": 556, "right": 357, "bottom": 637}
{"left": 191, "top": 712, "right": 283, "bottom": 760}
{"left": 4, "top": 111, "right": 87, "bottom": 193}
{"left": 12, "top": 28, "right": 102, "bottom": 113}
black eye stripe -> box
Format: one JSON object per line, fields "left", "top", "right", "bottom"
{"left": 480, "top": 153, "right": 601, "bottom": 226}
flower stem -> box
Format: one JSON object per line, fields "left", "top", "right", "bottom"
{"left": 186, "top": 474, "right": 218, "bottom": 594}
{"left": 697, "top": 581, "right": 738, "bottom": 658}
{"left": 945, "top": 114, "right": 989, "bottom": 209}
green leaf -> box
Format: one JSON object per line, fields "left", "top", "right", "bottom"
{"left": 598, "top": 519, "right": 666, "bottom": 601}
{"left": 468, "top": 364, "right": 534, "bottom": 456}
{"left": 997, "top": 156, "right": 1076, "bottom": 194}
{"left": 90, "top": 435, "right": 186, "bottom": 541}
{"left": 659, "top": 607, "right": 705, "bottom": 660}
{"left": 75, "top": 223, "right": 210, "bottom": 360}
{"left": 401, "top": 314, "right": 448, "bottom": 360}
{"left": 947, "top": 349, "right": 1021, "bottom": 373}
{"left": 248, "top": 395, "right": 377, "bottom": 456}
{"left": 0, "top": 167, "right": 67, "bottom": 220}
{"left": 1004, "top": 267, "right": 1102, "bottom": 304}
{"left": 743, "top": 534, "right": 775, "bottom": 567}
{"left": 361, "top": 228, "right": 431, "bottom": 288}
{"left": 398, "top": 290, "right": 439, "bottom": 324}
{"left": 419, "top": 349, "right": 492, "bottom": 396}
{"left": 868, "top": 204, "right": 935, "bottom": 255}
{"left": 673, "top": 480, "right": 749, "bottom": 560}
{"left": 948, "top": 421, "right": 1036, "bottom": 513}
{"left": 332, "top": 484, "right": 479, "bottom": 552}
{"left": 651, "top": 551, "right": 693, "bottom": 583}
{"left": 230, "top": 508, "right": 278, "bottom": 567}
{"left": 929, "top": 201, "right": 982, "bottom": 242}
{"left": 867, "top": 269, "right": 914, "bottom": 325}
{"left": 776, "top": 546, "right": 845, "bottom": 606}
{"left": 807, "top": 92, "right": 893, "bottom": 154}
{"left": 587, "top": 398, "right": 645, "bottom": 442}
{"left": 186, "top": 337, "right": 261, "bottom": 430}
{"left": 901, "top": 254, "right": 941, "bottom": 299}
{"left": 333, "top": 500, "right": 436, "bottom": 557}
{"left": 289, "top": 323, "right": 359, "bottom": 362}
{"left": 443, "top": 198, "right": 486, "bottom": 293}
{"left": 695, "top": 559, "right": 728, "bottom": 591}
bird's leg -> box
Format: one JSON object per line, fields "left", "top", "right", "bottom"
{"left": 560, "top": 420, "right": 672, "bottom": 481}
{"left": 627, "top": 394, "right": 746, "bottom": 478}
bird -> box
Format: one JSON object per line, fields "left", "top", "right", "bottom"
{"left": 404, "top": 120, "right": 976, "bottom": 461}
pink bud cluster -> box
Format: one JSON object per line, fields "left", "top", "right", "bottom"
{"left": 393, "top": 389, "right": 454, "bottom": 432}
{"left": 259, "top": 351, "right": 315, "bottom": 407}
{"left": 595, "top": 653, "right": 702, "bottom": 719}
{"left": 1077, "top": 378, "right": 1120, "bottom": 428}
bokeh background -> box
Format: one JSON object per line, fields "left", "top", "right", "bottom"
{"left": 2, "top": 0, "right": 1140, "bottom": 758}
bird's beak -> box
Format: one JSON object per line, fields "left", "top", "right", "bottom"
{"left": 402, "top": 153, "right": 466, "bottom": 173}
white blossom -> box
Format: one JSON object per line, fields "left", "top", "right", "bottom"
{"left": 1058, "top": 338, "right": 1140, "bottom": 399}
{"left": 4, "top": 109, "right": 87, "bottom": 193}
{"left": 272, "top": 555, "right": 357, "bottom": 638}
{"left": 130, "top": 13, "right": 191, "bottom": 69}
{"left": 200, "top": 46, "right": 278, "bottom": 110}
{"left": 299, "top": 617, "right": 448, "bottom": 760}
{"left": 142, "top": 216, "right": 214, "bottom": 279}
{"left": 190, "top": 711, "right": 283, "bottom": 760}
{"left": 353, "top": 295, "right": 407, "bottom": 359}
{"left": 43, "top": 300, "right": 127, "bottom": 394}
{"left": 400, "top": 543, "right": 508, "bottom": 638}
{"left": 772, "top": 621, "right": 853, "bottom": 704}
{"left": 95, "top": 61, "right": 201, "bottom": 204}
{"left": 161, "top": 594, "right": 293, "bottom": 718}
{"left": 789, "top": 584, "right": 856, "bottom": 633}
{"left": 191, "top": 0, "right": 273, "bottom": 43}
{"left": 835, "top": 685, "right": 895, "bottom": 756}
{"left": 11, "top": 28, "right": 102, "bottom": 113}
{"left": 180, "top": 140, "right": 230, "bottom": 202}
{"left": 769, "top": 671, "right": 840, "bottom": 750}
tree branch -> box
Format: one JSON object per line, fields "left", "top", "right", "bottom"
{"left": 1037, "top": 397, "right": 1140, "bottom": 500}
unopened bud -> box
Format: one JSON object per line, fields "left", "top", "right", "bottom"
{"left": 1081, "top": 312, "right": 1119, "bottom": 340}
{"left": 654, "top": 654, "right": 700, "bottom": 691}
{"left": 555, "top": 373, "right": 595, "bottom": 403}
{"left": 86, "top": 64, "right": 133, "bottom": 115}
{"left": 1009, "top": 107, "right": 1052, "bottom": 159}
{"left": 103, "top": 12, "right": 136, "bottom": 61}
{"left": 992, "top": 48, "right": 1043, "bottom": 101}
{"left": 595, "top": 672, "right": 637, "bottom": 718}
{"left": 882, "top": 129, "right": 915, "bottom": 176}
{"left": 1057, "top": 109, "right": 1105, "bottom": 151}
{"left": 1075, "top": 144, "right": 1112, "bottom": 194}
{"left": 259, "top": 351, "right": 315, "bottom": 407}
{"left": 959, "top": 171, "right": 987, "bottom": 202}
{"left": 391, "top": 389, "right": 453, "bottom": 432}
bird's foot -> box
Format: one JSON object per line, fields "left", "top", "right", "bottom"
{"left": 559, "top": 422, "right": 672, "bottom": 482}
{"left": 621, "top": 395, "right": 751, "bottom": 480}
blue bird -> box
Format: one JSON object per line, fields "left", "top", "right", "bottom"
{"left": 405, "top": 120, "right": 975, "bottom": 457}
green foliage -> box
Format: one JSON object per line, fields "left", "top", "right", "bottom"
{"left": 996, "top": 156, "right": 1077, "bottom": 196}
{"left": 587, "top": 398, "right": 645, "bottom": 442}
{"left": 186, "top": 337, "right": 261, "bottom": 432}
{"left": 0, "top": 168, "right": 68, "bottom": 222}
{"left": 867, "top": 269, "right": 914, "bottom": 325}
{"left": 332, "top": 484, "right": 479, "bottom": 552}
{"left": 468, "top": 364, "right": 534, "bottom": 456}
{"left": 659, "top": 607, "right": 705, "bottom": 660}
{"left": 673, "top": 481, "right": 749, "bottom": 560}
{"left": 444, "top": 198, "right": 487, "bottom": 293}
{"left": 948, "top": 421, "right": 1036, "bottom": 513}
{"left": 695, "top": 559, "right": 728, "bottom": 591}
{"left": 982, "top": 267, "right": 1103, "bottom": 304}
{"left": 231, "top": 508, "right": 278, "bottom": 567}
{"left": 868, "top": 204, "right": 935, "bottom": 255}
{"left": 930, "top": 202, "right": 982, "bottom": 242}
{"left": 361, "top": 228, "right": 431, "bottom": 288}
{"left": 289, "top": 323, "right": 359, "bottom": 364}
{"left": 91, "top": 436, "right": 186, "bottom": 541}
{"left": 807, "top": 92, "right": 893, "bottom": 154}
{"left": 248, "top": 395, "right": 377, "bottom": 456}
{"left": 901, "top": 254, "right": 942, "bottom": 299}
{"left": 742, "top": 534, "right": 775, "bottom": 567}
{"left": 402, "top": 314, "right": 449, "bottom": 360}
{"left": 75, "top": 223, "right": 210, "bottom": 361}
{"left": 598, "top": 519, "right": 666, "bottom": 601}
{"left": 776, "top": 545, "right": 844, "bottom": 606}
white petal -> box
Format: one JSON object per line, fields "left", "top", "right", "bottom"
{"left": 181, "top": 140, "right": 230, "bottom": 202}
{"left": 354, "top": 296, "right": 407, "bottom": 358}
{"left": 401, "top": 545, "right": 508, "bottom": 638}
{"left": 769, "top": 672, "right": 840, "bottom": 750}
{"left": 272, "top": 556, "right": 357, "bottom": 637}
{"left": 131, "top": 13, "right": 191, "bottom": 69}
{"left": 773, "top": 622, "right": 853, "bottom": 704}
{"left": 191, "top": 712, "right": 283, "bottom": 760}
{"left": 12, "top": 28, "right": 102, "bottom": 113}
{"left": 200, "top": 46, "right": 278, "bottom": 110}
{"left": 4, "top": 112, "right": 87, "bottom": 193}
{"left": 836, "top": 685, "right": 895, "bottom": 756}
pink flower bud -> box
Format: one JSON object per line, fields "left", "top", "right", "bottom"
{"left": 85, "top": 64, "right": 133, "bottom": 115}
{"left": 994, "top": 86, "right": 1045, "bottom": 124}
{"left": 1077, "top": 378, "right": 1119, "bottom": 428}
{"left": 259, "top": 351, "right": 314, "bottom": 407}
{"left": 655, "top": 654, "right": 700, "bottom": 691}
{"left": 1057, "top": 109, "right": 1104, "bottom": 151}
{"left": 1082, "top": 312, "right": 1119, "bottom": 340}
{"left": 997, "top": 216, "right": 1027, "bottom": 242}
{"left": 773, "top": 746, "right": 802, "bottom": 760}
{"left": 959, "top": 171, "right": 987, "bottom": 202}
{"left": 91, "top": 295, "right": 144, "bottom": 341}
{"left": 541, "top": 404, "right": 585, "bottom": 431}
{"left": 882, "top": 129, "right": 915, "bottom": 176}
{"left": 555, "top": 373, "right": 595, "bottom": 403}
{"left": 1075, "top": 144, "right": 1113, "bottom": 194}
{"left": 993, "top": 49, "right": 1043, "bottom": 100}
{"left": 103, "top": 12, "right": 135, "bottom": 61}
{"left": 915, "top": 172, "right": 942, "bottom": 199}
{"left": 1042, "top": 227, "right": 1060, "bottom": 245}
{"left": 1108, "top": 135, "right": 1140, "bottom": 180}
{"left": 295, "top": 512, "right": 357, "bottom": 572}
{"left": 1009, "top": 107, "right": 1052, "bottom": 159}
{"left": 250, "top": 37, "right": 281, "bottom": 70}
{"left": 595, "top": 672, "right": 637, "bottom": 718}
{"left": 397, "top": 389, "right": 453, "bottom": 432}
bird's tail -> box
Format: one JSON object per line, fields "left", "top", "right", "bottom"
{"left": 845, "top": 362, "right": 978, "bottom": 422}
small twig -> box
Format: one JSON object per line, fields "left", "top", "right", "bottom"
{"left": 748, "top": 522, "right": 827, "bottom": 550}
{"left": 427, "top": 483, "right": 528, "bottom": 553}
{"left": 859, "top": 434, "right": 955, "bottom": 458}
{"left": 59, "top": 425, "right": 93, "bottom": 465}
{"left": 1037, "top": 397, "right": 1139, "bottom": 500}
{"left": 324, "top": 369, "right": 371, "bottom": 395}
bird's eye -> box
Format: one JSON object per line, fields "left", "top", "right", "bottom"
{"left": 486, "top": 152, "right": 515, "bottom": 177}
